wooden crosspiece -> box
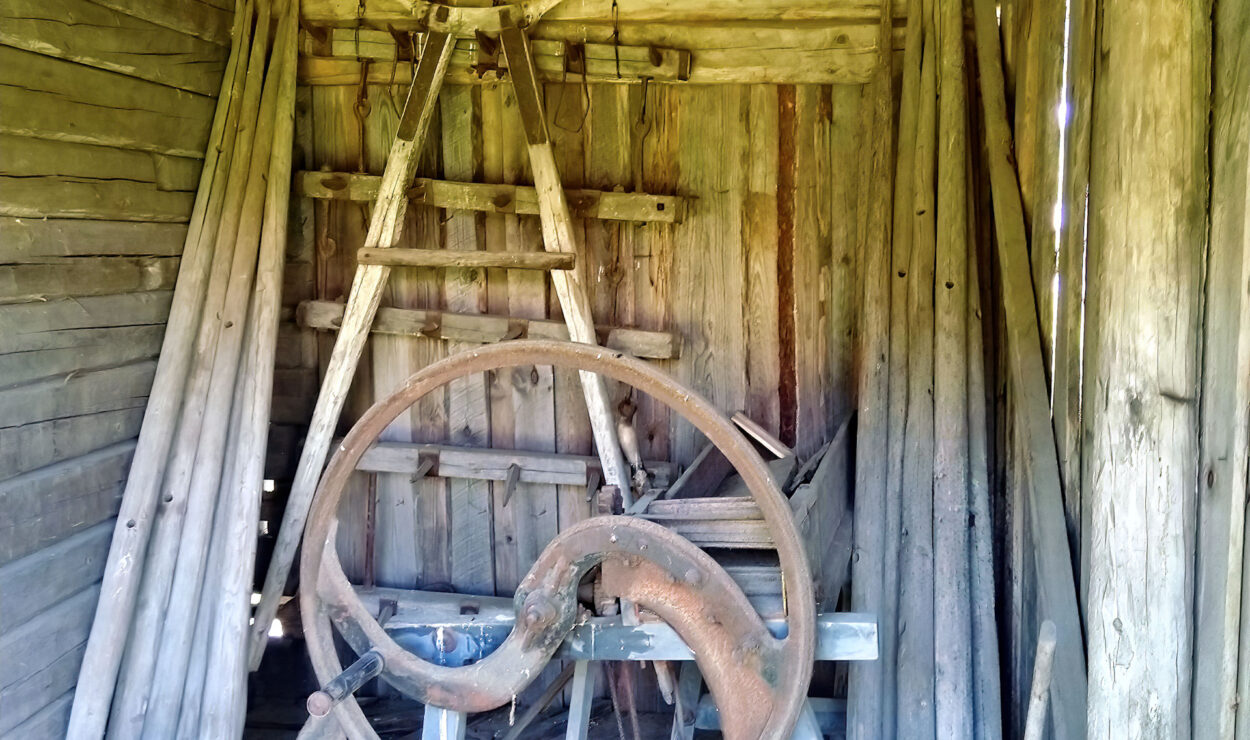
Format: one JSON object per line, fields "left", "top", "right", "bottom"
{"left": 249, "top": 16, "right": 640, "bottom": 669}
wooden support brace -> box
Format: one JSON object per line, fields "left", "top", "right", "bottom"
{"left": 297, "top": 171, "right": 684, "bottom": 223}
{"left": 299, "top": 300, "right": 682, "bottom": 359}
{"left": 248, "top": 29, "right": 455, "bottom": 669}
{"left": 498, "top": 25, "right": 631, "bottom": 502}
{"left": 357, "top": 246, "right": 573, "bottom": 270}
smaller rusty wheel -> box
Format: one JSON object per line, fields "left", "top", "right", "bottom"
{"left": 300, "top": 341, "right": 815, "bottom": 740}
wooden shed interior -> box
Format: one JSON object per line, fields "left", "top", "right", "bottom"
{"left": 1, "top": 0, "right": 1248, "bottom": 738}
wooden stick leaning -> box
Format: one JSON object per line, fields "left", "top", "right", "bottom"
{"left": 497, "top": 26, "right": 632, "bottom": 500}
{"left": 197, "top": 6, "right": 298, "bottom": 734}
{"left": 894, "top": 13, "right": 938, "bottom": 735}
{"left": 67, "top": 1, "right": 255, "bottom": 735}
{"left": 1022, "top": 621, "right": 1058, "bottom": 740}
{"left": 880, "top": 0, "right": 925, "bottom": 732}
{"left": 968, "top": 0, "right": 1087, "bottom": 735}
{"left": 966, "top": 207, "right": 1002, "bottom": 739}
{"left": 141, "top": 7, "right": 293, "bottom": 735}
{"left": 106, "top": 4, "right": 275, "bottom": 732}
{"left": 248, "top": 30, "right": 455, "bottom": 668}
{"left": 846, "top": 1, "right": 895, "bottom": 736}
{"left": 932, "top": 0, "right": 974, "bottom": 733}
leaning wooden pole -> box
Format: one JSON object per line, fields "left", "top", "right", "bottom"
{"left": 141, "top": 7, "right": 292, "bottom": 734}
{"left": 108, "top": 3, "right": 274, "bottom": 730}
{"left": 932, "top": 0, "right": 974, "bottom": 733}
{"left": 197, "top": 5, "right": 296, "bottom": 735}
{"left": 880, "top": 0, "right": 925, "bottom": 732}
{"left": 895, "top": 12, "right": 938, "bottom": 736}
{"left": 846, "top": 0, "right": 894, "bottom": 737}
{"left": 67, "top": 1, "right": 253, "bottom": 734}
{"left": 1082, "top": 0, "right": 1208, "bottom": 735}
{"left": 967, "top": 0, "right": 1088, "bottom": 735}
{"left": 248, "top": 30, "right": 456, "bottom": 667}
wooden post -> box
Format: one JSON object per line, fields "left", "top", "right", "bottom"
{"left": 895, "top": 7, "right": 938, "bottom": 734}
{"left": 1193, "top": 0, "right": 1250, "bottom": 735}
{"left": 1022, "top": 621, "right": 1057, "bottom": 740}
{"left": 932, "top": 0, "right": 973, "bottom": 734}
{"left": 845, "top": 0, "right": 894, "bottom": 736}
{"left": 196, "top": 4, "right": 296, "bottom": 735}
{"left": 968, "top": 0, "right": 1088, "bottom": 735}
{"left": 1083, "top": 0, "right": 1208, "bottom": 735}
{"left": 248, "top": 29, "right": 454, "bottom": 668}
{"left": 68, "top": 2, "right": 256, "bottom": 735}
{"left": 498, "top": 26, "right": 632, "bottom": 502}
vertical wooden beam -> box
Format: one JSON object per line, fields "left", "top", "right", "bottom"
{"left": 1082, "top": 0, "right": 1209, "bottom": 736}
{"left": 250, "top": 29, "right": 455, "bottom": 667}
{"left": 1192, "top": 0, "right": 1250, "bottom": 736}
{"left": 968, "top": 0, "right": 1088, "bottom": 735}
{"left": 846, "top": 0, "right": 894, "bottom": 736}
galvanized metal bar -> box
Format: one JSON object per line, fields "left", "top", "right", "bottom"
{"left": 307, "top": 650, "right": 385, "bottom": 718}
{"left": 420, "top": 706, "right": 466, "bottom": 740}
{"left": 564, "top": 660, "right": 596, "bottom": 740}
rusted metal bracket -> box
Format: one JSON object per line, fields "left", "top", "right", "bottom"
{"left": 299, "top": 341, "right": 817, "bottom": 740}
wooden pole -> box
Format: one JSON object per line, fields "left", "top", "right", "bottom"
{"left": 106, "top": 4, "right": 275, "bottom": 731}
{"left": 895, "top": 10, "right": 937, "bottom": 735}
{"left": 880, "top": 0, "right": 924, "bottom": 732}
{"left": 1193, "top": 0, "right": 1250, "bottom": 735}
{"left": 1022, "top": 620, "right": 1057, "bottom": 740}
{"left": 140, "top": 6, "right": 294, "bottom": 735}
{"left": 248, "top": 29, "right": 455, "bottom": 668}
{"left": 197, "top": 6, "right": 298, "bottom": 735}
{"left": 932, "top": 0, "right": 973, "bottom": 733}
{"left": 1082, "top": 0, "right": 1208, "bottom": 735}
{"left": 846, "top": 0, "right": 894, "bottom": 736}
{"left": 967, "top": 0, "right": 1089, "bottom": 735}
{"left": 845, "top": 0, "right": 895, "bottom": 735}
{"left": 67, "top": 1, "right": 255, "bottom": 735}
{"left": 966, "top": 206, "right": 1002, "bottom": 740}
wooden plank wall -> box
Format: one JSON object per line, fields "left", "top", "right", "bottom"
{"left": 0, "top": 1, "right": 229, "bottom": 735}
{"left": 271, "top": 37, "right": 864, "bottom": 642}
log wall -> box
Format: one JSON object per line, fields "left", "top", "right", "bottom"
{"left": 0, "top": 1, "right": 229, "bottom": 735}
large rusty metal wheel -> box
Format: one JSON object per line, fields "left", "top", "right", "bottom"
{"left": 300, "top": 340, "right": 816, "bottom": 739}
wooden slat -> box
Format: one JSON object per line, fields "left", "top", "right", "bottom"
{"left": 0, "top": 257, "right": 179, "bottom": 303}
{"left": 0, "top": 361, "right": 155, "bottom": 429}
{"left": 0, "top": 292, "right": 171, "bottom": 349}
{"left": 0, "top": 176, "right": 195, "bottom": 222}
{"left": 0, "top": 0, "right": 227, "bottom": 95}
{"left": 0, "top": 443, "right": 134, "bottom": 532}
{"left": 0, "top": 135, "right": 200, "bottom": 191}
{"left": 743, "top": 86, "right": 781, "bottom": 438}
{"left": 0, "top": 325, "right": 164, "bottom": 390}
{"left": 0, "top": 407, "right": 144, "bottom": 481}
{"left": 298, "top": 170, "right": 683, "bottom": 223}
{"left": 0, "top": 520, "right": 111, "bottom": 635}
{"left": 0, "top": 219, "right": 186, "bottom": 262}
{"left": 358, "top": 246, "right": 574, "bottom": 271}
{"left": 299, "top": 299, "right": 681, "bottom": 359}
{"left": 87, "top": 0, "right": 232, "bottom": 46}
{"left": 0, "top": 584, "right": 98, "bottom": 691}
{"left": 0, "top": 650, "right": 82, "bottom": 736}
{"left": 0, "top": 46, "right": 215, "bottom": 157}
{"left": 358, "top": 441, "right": 676, "bottom": 488}
{"left": 1, "top": 688, "right": 74, "bottom": 739}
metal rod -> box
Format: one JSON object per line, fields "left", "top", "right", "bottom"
{"left": 306, "top": 650, "right": 385, "bottom": 718}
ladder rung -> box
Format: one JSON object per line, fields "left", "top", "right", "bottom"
{"left": 357, "top": 247, "right": 574, "bottom": 271}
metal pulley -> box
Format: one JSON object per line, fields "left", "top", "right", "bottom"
{"left": 299, "top": 340, "right": 817, "bottom": 739}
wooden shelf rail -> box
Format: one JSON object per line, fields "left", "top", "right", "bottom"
{"left": 357, "top": 247, "right": 573, "bottom": 271}
{"left": 298, "top": 300, "right": 682, "bottom": 359}
{"left": 297, "top": 171, "right": 685, "bottom": 223}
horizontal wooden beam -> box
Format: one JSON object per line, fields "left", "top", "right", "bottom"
{"left": 297, "top": 171, "right": 683, "bottom": 223}
{"left": 299, "top": 29, "right": 690, "bottom": 83}
{"left": 299, "top": 299, "right": 682, "bottom": 359}
{"left": 357, "top": 247, "right": 574, "bottom": 271}
{"left": 356, "top": 440, "right": 678, "bottom": 488}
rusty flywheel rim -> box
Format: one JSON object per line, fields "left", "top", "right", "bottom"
{"left": 299, "top": 340, "right": 815, "bottom": 740}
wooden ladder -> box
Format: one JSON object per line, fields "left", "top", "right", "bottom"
{"left": 250, "top": 21, "right": 637, "bottom": 682}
